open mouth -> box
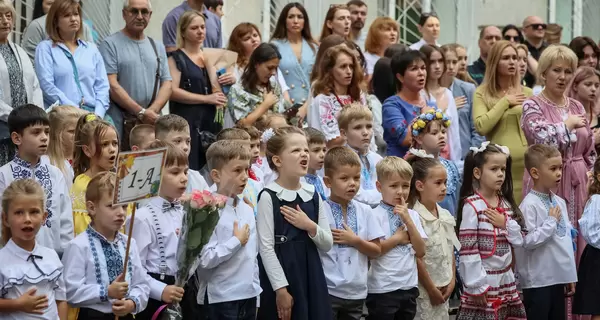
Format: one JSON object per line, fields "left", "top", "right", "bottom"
{"left": 39, "top": 144, "right": 48, "bottom": 149}
{"left": 347, "top": 188, "right": 357, "bottom": 194}
{"left": 300, "top": 159, "right": 308, "bottom": 168}
{"left": 22, "top": 226, "right": 34, "bottom": 233}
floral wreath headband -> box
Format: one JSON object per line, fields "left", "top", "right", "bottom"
{"left": 408, "top": 148, "right": 434, "bottom": 159}
{"left": 469, "top": 141, "right": 510, "bottom": 156}
{"left": 411, "top": 108, "right": 451, "bottom": 137}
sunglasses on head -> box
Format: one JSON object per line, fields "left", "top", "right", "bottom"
{"left": 527, "top": 23, "right": 547, "bottom": 30}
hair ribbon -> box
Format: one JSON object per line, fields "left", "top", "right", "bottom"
{"left": 261, "top": 128, "right": 275, "bottom": 144}
{"left": 469, "top": 141, "right": 510, "bottom": 155}
{"left": 45, "top": 101, "right": 60, "bottom": 114}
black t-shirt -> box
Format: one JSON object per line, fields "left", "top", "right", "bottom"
{"left": 524, "top": 41, "right": 548, "bottom": 88}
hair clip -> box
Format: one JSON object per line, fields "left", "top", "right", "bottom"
{"left": 85, "top": 114, "right": 97, "bottom": 122}
{"left": 495, "top": 144, "right": 510, "bottom": 155}
{"left": 261, "top": 128, "right": 275, "bottom": 144}
{"left": 45, "top": 101, "right": 60, "bottom": 114}
{"left": 408, "top": 148, "right": 434, "bottom": 159}
{"left": 469, "top": 141, "right": 490, "bottom": 155}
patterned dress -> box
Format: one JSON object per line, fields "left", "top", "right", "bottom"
{"left": 0, "top": 44, "right": 26, "bottom": 108}
{"left": 457, "top": 193, "right": 526, "bottom": 320}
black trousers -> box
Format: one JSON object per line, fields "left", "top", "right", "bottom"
{"left": 78, "top": 307, "right": 134, "bottom": 320}
{"left": 522, "top": 284, "right": 566, "bottom": 320}
{"left": 365, "top": 287, "right": 419, "bottom": 320}
{"left": 135, "top": 273, "right": 176, "bottom": 320}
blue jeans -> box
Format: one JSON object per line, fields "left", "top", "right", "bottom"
{"left": 206, "top": 297, "right": 257, "bottom": 320}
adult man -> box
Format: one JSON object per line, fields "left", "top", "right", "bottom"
{"left": 162, "top": 0, "right": 222, "bottom": 51}
{"left": 468, "top": 25, "right": 502, "bottom": 85}
{"left": 522, "top": 15, "right": 547, "bottom": 87}
{"left": 347, "top": 0, "right": 367, "bottom": 51}
{"left": 99, "top": 0, "right": 172, "bottom": 149}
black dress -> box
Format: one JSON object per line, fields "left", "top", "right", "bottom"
{"left": 573, "top": 244, "right": 600, "bottom": 315}
{"left": 170, "top": 49, "right": 221, "bottom": 170}
{"left": 256, "top": 188, "right": 332, "bottom": 320}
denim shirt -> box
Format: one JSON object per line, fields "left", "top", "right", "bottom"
{"left": 271, "top": 39, "right": 316, "bottom": 105}
{"left": 450, "top": 78, "right": 485, "bottom": 160}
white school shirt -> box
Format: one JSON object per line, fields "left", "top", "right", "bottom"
{"left": 188, "top": 169, "right": 210, "bottom": 193}
{"left": 513, "top": 191, "right": 577, "bottom": 288}
{"left": 257, "top": 182, "right": 333, "bottom": 291}
{"left": 61, "top": 227, "right": 150, "bottom": 314}
{"left": 127, "top": 197, "right": 183, "bottom": 300}
{"left": 0, "top": 240, "right": 65, "bottom": 320}
{"left": 368, "top": 204, "right": 427, "bottom": 293}
{"left": 320, "top": 199, "right": 385, "bottom": 299}
{"left": 580, "top": 195, "right": 600, "bottom": 249}
{"left": 354, "top": 150, "right": 383, "bottom": 207}
{"left": 197, "top": 198, "right": 262, "bottom": 304}
{"left": 40, "top": 155, "right": 75, "bottom": 190}
{"left": 0, "top": 156, "right": 74, "bottom": 253}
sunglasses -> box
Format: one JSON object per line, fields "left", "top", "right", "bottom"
{"left": 503, "top": 35, "right": 521, "bottom": 42}
{"left": 127, "top": 8, "right": 151, "bottom": 17}
{"left": 526, "top": 23, "right": 547, "bottom": 30}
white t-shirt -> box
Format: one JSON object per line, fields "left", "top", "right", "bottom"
{"left": 364, "top": 51, "right": 381, "bottom": 75}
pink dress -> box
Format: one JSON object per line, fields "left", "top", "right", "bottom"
{"left": 521, "top": 95, "right": 595, "bottom": 320}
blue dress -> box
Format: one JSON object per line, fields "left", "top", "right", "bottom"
{"left": 257, "top": 189, "right": 332, "bottom": 320}
{"left": 439, "top": 157, "right": 461, "bottom": 216}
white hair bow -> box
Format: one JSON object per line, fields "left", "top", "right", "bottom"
{"left": 469, "top": 141, "right": 510, "bottom": 155}
{"left": 408, "top": 148, "right": 434, "bottom": 159}
{"left": 261, "top": 128, "right": 275, "bottom": 144}
{"left": 45, "top": 101, "right": 60, "bottom": 114}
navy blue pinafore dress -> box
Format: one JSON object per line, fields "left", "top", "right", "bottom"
{"left": 256, "top": 189, "right": 332, "bottom": 320}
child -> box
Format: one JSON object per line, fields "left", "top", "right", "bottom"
{"left": 338, "top": 104, "right": 382, "bottom": 207}
{"left": 129, "top": 124, "right": 156, "bottom": 151}
{"left": 574, "top": 157, "right": 600, "bottom": 318}
{"left": 302, "top": 127, "right": 329, "bottom": 200}
{"left": 254, "top": 113, "right": 289, "bottom": 185}
{"left": 256, "top": 126, "right": 333, "bottom": 320}
{"left": 62, "top": 172, "right": 149, "bottom": 320}
{"left": 47, "top": 105, "right": 88, "bottom": 190}
{"left": 366, "top": 156, "right": 427, "bottom": 320}
{"left": 457, "top": 142, "right": 526, "bottom": 320}
{"left": 197, "top": 140, "right": 261, "bottom": 318}
{"left": 0, "top": 104, "right": 73, "bottom": 254}
{"left": 70, "top": 113, "right": 119, "bottom": 236}
{"left": 127, "top": 141, "right": 187, "bottom": 320}
{"left": 239, "top": 125, "right": 264, "bottom": 183}
{"left": 410, "top": 108, "right": 461, "bottom": 215}
{"left": 321, "top": 146, "right": 384, "bottom": 320}
{"left": 515, "top": 144, "right": 577, "bottom": 318}
{"left": 406, "top": 152, "right": 460, "bottom": 320}
{"left": 0, "top": 179, "right": 67, "bottom": 319}
{"left": 154, "top": 114, "right": 209, "bottom": 193}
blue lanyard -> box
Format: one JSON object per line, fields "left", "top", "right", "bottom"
{"left": 58, "top": 46, "right": 85, "bottom": 107}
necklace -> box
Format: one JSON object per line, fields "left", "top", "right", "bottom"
{"left": 540, "top": 90, "right": 568, "bottom": 108}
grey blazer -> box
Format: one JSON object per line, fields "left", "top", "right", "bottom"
{"left": 451, "top": 78, "right": 485, "bottom": 159}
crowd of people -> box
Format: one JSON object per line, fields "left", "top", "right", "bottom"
{"left": 0, "top": 0, "right": 599, "bottom": 319}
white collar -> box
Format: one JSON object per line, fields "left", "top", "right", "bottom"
{"left": 5, "top": 239, "right": 40, "bottom": 261}
{"left": 266, "top": 181, "right": 315, "bottom": 202}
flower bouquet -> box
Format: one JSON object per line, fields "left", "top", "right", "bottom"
{"left": 159, "top": 190, "right": 227, "bottom": 320}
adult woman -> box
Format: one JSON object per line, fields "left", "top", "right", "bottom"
{"left": 501, "top": 24, "right": 523, "bottom": 44}
{"left": 318, "top": 5, "right": 351, "bottom": 41}
{"left": 308, "top": 45, "right": 366, "bottom": 147}
{"left": 0, "top": 1, "right": 43, "bottom": 138}
{"left": 522, "top": 46, "right": 594, "bottom": 272}
{"left": 382, "top": 50, "right": 431, "bottom": 157}
{"left": 440, "top": 44, "right": 483, "bottom": 160}
{"left": 409, "top": 13, "right": 440, "bottom": 50}
{"left": 270, "top": 3, "right": 318, "bottom": 106}
{"left": 363, "top": 17, "right": 398, "bottom": 76}
{"left": 419, "top": 45, "right": 461, "bottom": 163}
{"left": 35, "top": 0, "right": 109, "bottom": 120}
{"left": 448, "top": 43, "right": 477, "bottom": 85}
{"left": 169, "top": 10, "right": 226, "bottom": 170}
{"left": 227, "top": 43, "right": 285, "bottom": 127}
{"left": 569, "top": 36, "right": 599, "bottom": 69}
{"left": 33, "top": 0, "right": 54, "bottom": 18}
{"left": 473, "top": 40, "right": 533, "bottom": 203}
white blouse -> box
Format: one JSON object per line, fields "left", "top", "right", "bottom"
{"left": 354, "top": 150, "right": 383, "bottom": 207}
{"left": 256, "top": 182, "right": 333, "bottom": 291}
{"left": 0, "top": 240, "right": 65, "bottom": 320}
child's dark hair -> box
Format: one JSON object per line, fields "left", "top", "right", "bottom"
{"left": 304, "top": 127, "right": 326, "bottom": 145}
{"left": 7, "top": 104, "right": 49, "bottom": 135}
{"left": 391, "top": 50, "right": 426, "bottom": 91}
{"left": 241, "top": 43, "right": 281, "bottom": 94}
{"left": 406, "top": 156, "right": 443, "bottom": 207}
{"left": 588, "top": 157, "right": 600, "bottom": 201}
{"left": 72, "top": 113, "right": 116, "bottom": 177}
{"left": 457, "top": 144, "right": 525, "bottom": 231}
{"left": 1, "top": 179, "right": 45, "bottom": 245}
{"left": 205, "top": 0, "right": 223, "bottom": 10}
{"left": 266, "top": 126, "right": 305, "bottom": 171}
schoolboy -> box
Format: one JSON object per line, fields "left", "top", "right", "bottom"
{"left": 61, "top": 172, "right": 149, "bottom": 319}
{"left": 321, "top": 146, "right": 384, "bottom": 320}
{"left": 366, "top": 156, "right": 427, "bottom": 320}
{"left": 197, "top": 140, "right": 261, "bottom": 318}
{"left": 238, "top": 125, "right": 264, "bottom": 183}
{"left": 0, "top": 104, "right": 73, "bottom": 253}
{"left": 155, "top": 114, "right": 209, "bottom": 192}
{"left": 338, "top": 104, "right": 383, "bottom": 207}
{"left": 129, "top": 124, "right": 156, "bottom": 151}
{"left": 302, "top": 127, "right": 329, "bottom": 200}
{"left": 126, "top": 140, "right": 187, "bottom": 319}
{"left": 515, "top": 144, "right": 577, "bottom": 318}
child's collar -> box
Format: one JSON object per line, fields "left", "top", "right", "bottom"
{"left": 13, "top": 154, "right": 41, "bottom": 168}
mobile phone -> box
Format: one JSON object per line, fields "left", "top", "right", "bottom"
{"left": 216, "top": 68, "right": 230, "bottom": 95}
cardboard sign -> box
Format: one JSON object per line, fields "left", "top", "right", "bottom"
{"left": 113, "top": 148, "right": 167, "bottom": 205}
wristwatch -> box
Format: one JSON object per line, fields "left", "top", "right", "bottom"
{"left": 137, "top": 108, "right": 146, "bottom": 120}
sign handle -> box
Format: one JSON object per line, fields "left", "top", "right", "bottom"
{"left": 115, "top": 204, "right": 137, "bottom": 320}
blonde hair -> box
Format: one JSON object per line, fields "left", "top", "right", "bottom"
{"left": 72, "top": 114, "right": 116, "bottom": 177}
{"left": 266, "top": 126, "right": 305, "bottom": 171}
{"left": 176, "top": 10, "right": 206, "bottom": 48}
{"left": 129, "top": 124, "right": 155, "bottom": 150}
{"left": 216, "top": 128, "right": 251, "bottom": 142}
{"left": 324, "top": 146, "right": 361, "bottom": 177}
{"left": 480, "top": 41, "right": 522, "bottom": 102}
{"left": 365, "top": 17, "right": 399, "bottom": 54}
{"left": 46, "top": 0, "right": 84, "bottom": 43}
{"left": 206, "top": 140, "right": 252, "bottom": 171}
{"left": 337, "top": 103, "right": 373, "bottom": 131}
{"left": 155, "top": 114, "right": 189, "bottom": 140}
{"left": 254, "top": 113, "right": 288, "bottom": 132}
{"left": 446, "top": 43, "right": 477, "bottom": 85}
{"left": 376, "top": 156, "right": 413, "bottom": 183}
{"left": 536, "top": 45, "right": 578, "bottom": 86}
{"left": 47, "top": 105, "right": 88, "bottom": 177}
{"left": 1, "top": 179, "right": 45, "bottom": 245}
{"left": 312, "top": 45, "right": 365, "bottom": 101}
{"left": 85, "top": 172, "right": 115, "bottom": 206}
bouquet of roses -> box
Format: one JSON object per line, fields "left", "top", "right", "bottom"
{"left": 159, "top": 190, "right": 227, "bottom": 320}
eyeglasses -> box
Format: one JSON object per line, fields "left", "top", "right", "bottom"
{"left": 526, "top": 23, "right": 547, "bottom": 30}
{"left": 503, "top": 35, "right": 521, "bottom": 42}
{"left": 127, "top": 8, "right": 151, "bottom": 17}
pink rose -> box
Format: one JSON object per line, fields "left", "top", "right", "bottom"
{"left": 214, "top": 194, "right": 228, "bottom": 208}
